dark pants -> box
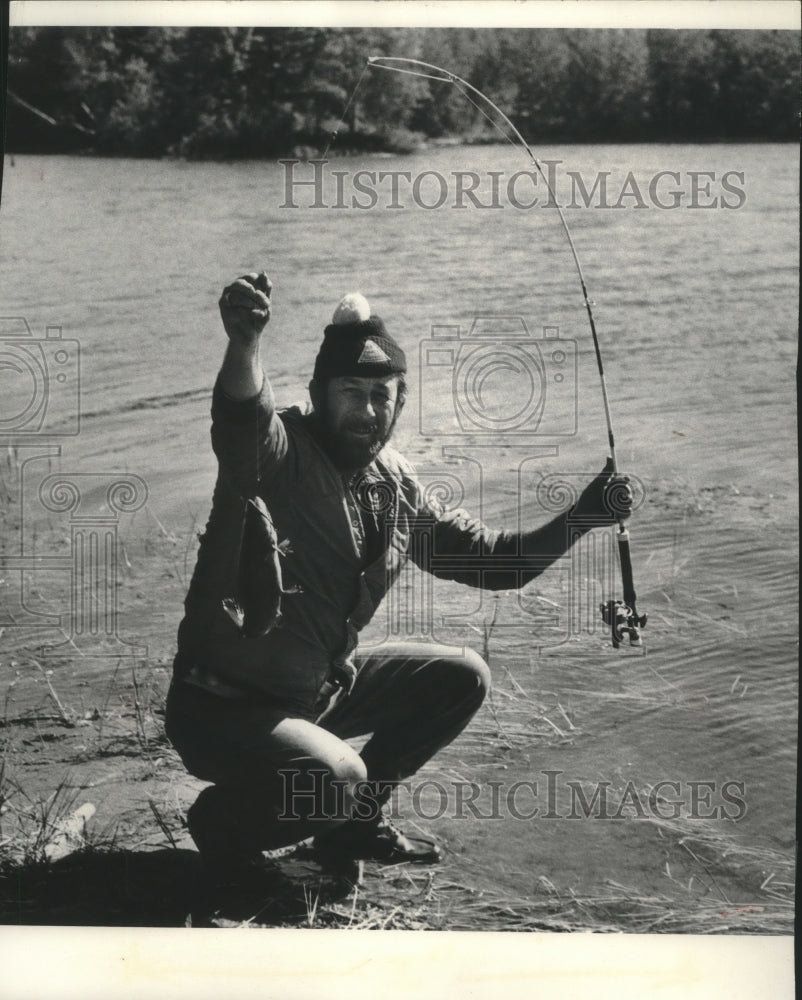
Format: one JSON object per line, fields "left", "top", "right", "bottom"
{"left": 165, "top": 642, "right": 490, "bottom": 856}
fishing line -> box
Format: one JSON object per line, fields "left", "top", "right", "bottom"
{"left": 320, "top": 61, "right": 372, "bottom": 159}
{"left": 368, "top": 56, "right": 621, "bottom": 479}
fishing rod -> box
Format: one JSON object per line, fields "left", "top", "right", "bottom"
{"left": 342, "top": 56, "right": 646, "bottom": 647}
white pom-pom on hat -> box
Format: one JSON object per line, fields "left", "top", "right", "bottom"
{"left": 332, "top": 292, "right": 371, "bottom": 325}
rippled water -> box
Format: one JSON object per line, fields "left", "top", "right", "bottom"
{"left": 1, "top": 145, "right": 796, "bottom": 482}
{"left": 0, "top": 145, "right": 797, "bottom": 907}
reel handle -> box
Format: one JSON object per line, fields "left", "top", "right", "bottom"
{"left": 600, "top": 599, "right": 648, "bottom": 648}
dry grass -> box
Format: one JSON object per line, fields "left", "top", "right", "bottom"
{"left": 0, "top": 768, "right": 116, "bottom": 869}
{"left": 201, "top": 844, "right": 792, "bottom": 933}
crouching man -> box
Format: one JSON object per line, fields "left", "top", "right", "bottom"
{"left": 166, "top": 271, "right": 629, "bottom": 895}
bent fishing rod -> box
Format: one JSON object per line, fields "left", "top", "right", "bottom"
{"left": 336, "top": 56, "right": 647, "bottom": 647}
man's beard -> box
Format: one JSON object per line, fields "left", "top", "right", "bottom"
{"left": 315, "top": 402, "right": 397, "bottom": 473}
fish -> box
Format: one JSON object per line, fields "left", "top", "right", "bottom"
{"left": 222, "top": 496, "right": 302, "bottom": 639}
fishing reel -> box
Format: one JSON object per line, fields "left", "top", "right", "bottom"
{"left": 601, "top": 525, "right": 647, "bottom": 649}
{"left": 600, "top": 599, "right": 647, "bottom": 648}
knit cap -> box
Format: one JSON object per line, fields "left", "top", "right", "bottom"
{"left": 313, "top": 293, "right": 406, "bottom": 379}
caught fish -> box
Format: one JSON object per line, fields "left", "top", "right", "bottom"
{"left": 222, "top": 496, "right": 302, "bottom": 639}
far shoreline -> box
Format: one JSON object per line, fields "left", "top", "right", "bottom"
{"left": 4, "top": 135, "right": 799, "bottom": 166}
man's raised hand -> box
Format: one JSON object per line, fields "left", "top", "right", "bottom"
{"left": 219, "top": 271, "right": 272, "bottom": 345}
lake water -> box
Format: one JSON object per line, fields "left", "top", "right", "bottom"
{"left": 1, "top": 145, "right": 796, "bottom": 488}
{"left": 0, "top": 144, "right": 797, "bottom": 922}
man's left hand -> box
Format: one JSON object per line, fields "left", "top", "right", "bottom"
{"left": 573, "top": 457, "right": 633, "bottom": 524}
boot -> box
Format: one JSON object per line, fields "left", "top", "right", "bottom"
{"left": 312, "top": 780, "right": 441, "bottom": 864}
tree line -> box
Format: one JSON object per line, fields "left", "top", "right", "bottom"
{"left": 5, "top": 27, "right": 799, "bottom": 157}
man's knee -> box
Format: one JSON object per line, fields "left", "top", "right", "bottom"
{"left": 329, "top": 749, "right": 368, "bottom": 817}
{"left": 278, "top": 744, "right": 367, "bottom": 818}
{"left": 280, "top": 745, "right": 367, "bottom": 790}
{"left": 327, "top": 746, "right": 369, "bottom": 787}
{"left": 441, "top": 646, "right": 491, "bottom": 703}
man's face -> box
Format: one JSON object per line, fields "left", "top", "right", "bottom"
{"left": 313, "top": 375, "right": 403, "bottom": 471}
